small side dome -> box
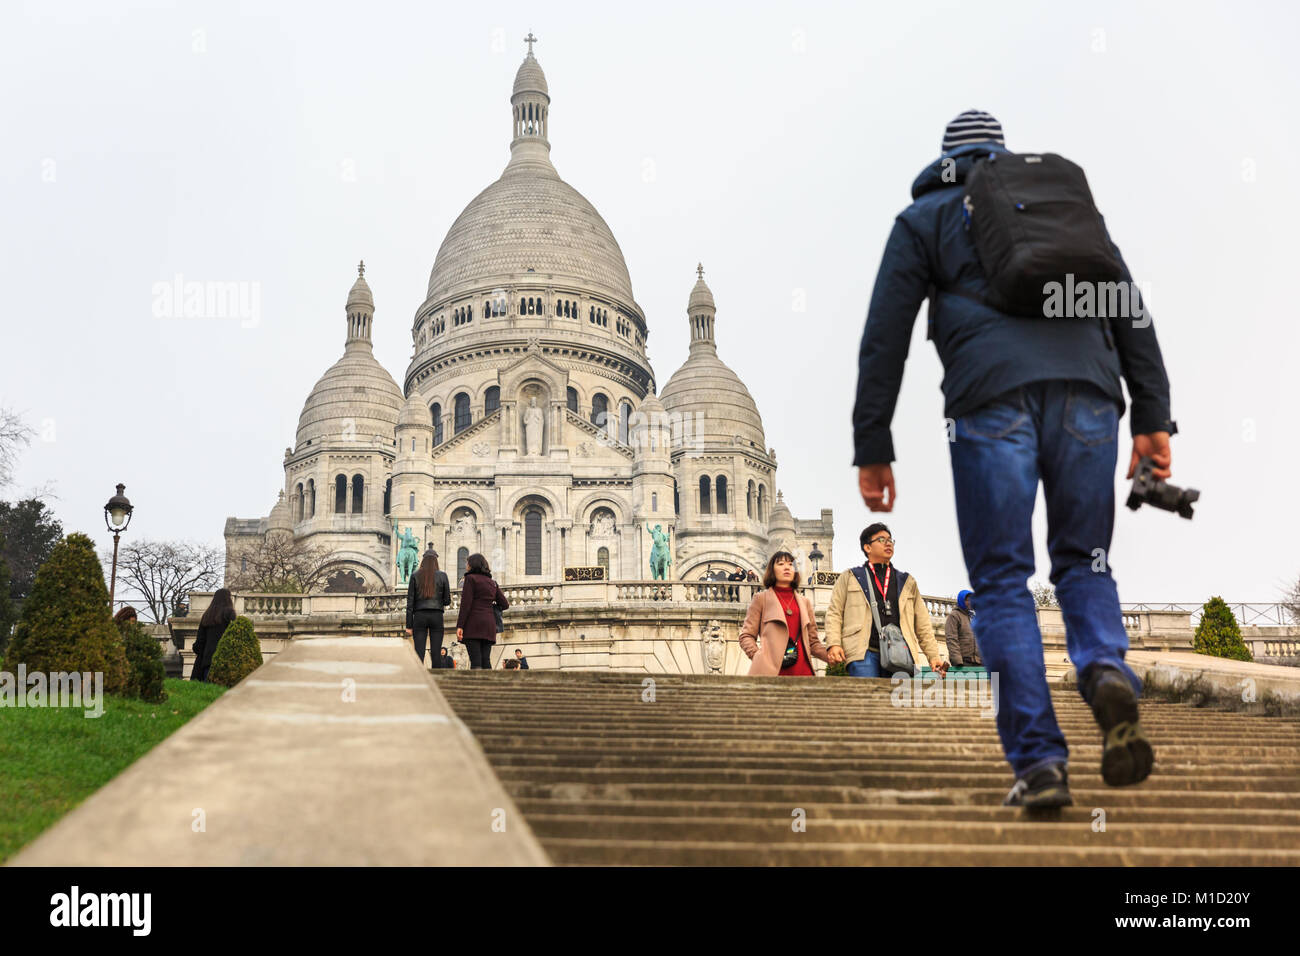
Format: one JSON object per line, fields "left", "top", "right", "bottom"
{"left": 767, "top": 491, "right": 795, "bottom": 531}
{"left": 514, "top": 52, "right": 549, "bottom": 98}
{"left": 347, "top": 260, "right": 374, "bottom": 311}
{"left": 266, "top": 490, "right": 293, "bottom": 532}
{"left": 688, "top": 263, "right": 715, "bottom": 313}
{"left": 398, "top": 393, "right": 432, "bottom": 429}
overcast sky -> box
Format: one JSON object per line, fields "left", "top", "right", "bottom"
{"left": 2, "top": 0, "right": 1297, "bottom": 603}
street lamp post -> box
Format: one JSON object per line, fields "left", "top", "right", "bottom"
{"left": 808, "top": 542, "right": 824, "bottom": 576}
{"left": 104, "top": 483, "right": 134, "bottom": 610}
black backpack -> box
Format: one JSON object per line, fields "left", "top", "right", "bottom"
{"left": 960, "top": 151, "right": 1125, "bottom": 317}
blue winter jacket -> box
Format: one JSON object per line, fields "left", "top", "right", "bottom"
{"left": 852, "top": 142, "right": 1177, "bottom": 466}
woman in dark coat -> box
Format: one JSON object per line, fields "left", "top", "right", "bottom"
{"left": 456, "top": 552, "right": 508, "bottom": 670}
{"left": 190, "top": 588, "right": 235, "bottom": 682}
{"left": 406, "top": 549, "right": 451, "bottom": 667}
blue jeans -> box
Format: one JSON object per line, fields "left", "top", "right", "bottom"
{"left": 846, "top": 652, "right": 888, "bottom": 678}
{"left": 949, "top": 380, "right": 1140, "bottom": 777}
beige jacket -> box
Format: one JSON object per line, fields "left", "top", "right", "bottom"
{"left": 823, "top": 567, "right": 945, "bottom": 668}
{"left": 738, "top": 587, "right": 828, "bottom": 676}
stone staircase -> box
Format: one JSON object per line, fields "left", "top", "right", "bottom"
{"left": 433, "top": 670, "right": 1300, "bottom": 865}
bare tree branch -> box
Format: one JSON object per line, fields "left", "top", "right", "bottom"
{"left": 0, "top": 409, "right": 35, "bottom": 489}
{"left": 104, "top": 539, "right": 224, "bottom": 623}
{"left": 224, "top": 533, "right": 337, "bottom": 593}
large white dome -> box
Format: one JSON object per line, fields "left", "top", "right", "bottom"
{"left": 426, "top": 163, "right": 637, "bottom": 308}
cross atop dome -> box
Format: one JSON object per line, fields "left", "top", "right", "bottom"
{"left": 357, "top": 259, "right": 365, "bottom": 278}
{"left": 697, "top": 263, "right": 704, "bottom": 280}
{"left": 525, "top": 31, "right": 537, "bottom": 56}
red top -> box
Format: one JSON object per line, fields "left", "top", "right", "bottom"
{"left": 774, "top": 586, "right": 813, "bottom": 676}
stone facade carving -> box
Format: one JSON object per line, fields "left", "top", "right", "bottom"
{"left": 702, "top": 619, "right": 726, "bottom": 673}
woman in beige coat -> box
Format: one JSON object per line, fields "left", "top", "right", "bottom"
{"left": 739, "top": 551, "right": 830, "bottom": 676}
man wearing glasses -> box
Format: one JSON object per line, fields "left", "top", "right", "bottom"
{"left": 825, "top": 523, "right": 948, "bottom": 678}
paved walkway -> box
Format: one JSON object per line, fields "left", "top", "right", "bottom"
{"left": 10, "top": 636, "right": 549, "bottom": 866}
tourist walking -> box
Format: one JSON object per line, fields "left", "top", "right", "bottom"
{"left": 190, "top": 588, "right": 236, "bottom": 683}
{"left": 406, "top": 548, "right": 451, "bottom": 667}
{"left": 852, "top": 110, "right": 1170, "bottom": 807}
{"left": 456, "top": 553, "right": 509, "bottom": 670}
{"left": 945, "top": 590, "right": 981, "bottom": 667}
{"left": 738, "top": 551, "right": 829, "bottom": 676}
{"left": 514, "top": 648, "right": 529, "bottom": 670}
{"left": 824, "top": 524, "right": 947, "bottom": 678}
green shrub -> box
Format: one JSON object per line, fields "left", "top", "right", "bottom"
{"left": 119, "top": 620, "right": 167, "bottom": 702}
{"left": 5, "top": 533, "right": 128, "bottom": 693}
{"left": 824, "top": 660, "right": 848, "bottom": 677}
{"left": 207, "top": 616, "right": 263, "bottom": 687}
{"left": 1193, "top": 596, "right": 1253, "bottom": 662}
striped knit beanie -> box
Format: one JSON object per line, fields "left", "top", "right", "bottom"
{"left": 942, "top": 110, "right": 1005, "bottom": 152}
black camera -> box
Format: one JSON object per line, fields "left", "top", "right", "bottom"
{"left": 1125, "top": 456, "right": 1199, "bottom": 519}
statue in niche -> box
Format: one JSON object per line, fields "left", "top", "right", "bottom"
{"left": 523, "top": 396, "right": 543, "bottom": 456}
{"left": 590, "top": 510, "right": 615, "bottom": 537}
{"left": 452, "top": 509, "right": 477, "bottom": 537}
{"left": 646, "top": 523, "right": 672, "bottom": 581}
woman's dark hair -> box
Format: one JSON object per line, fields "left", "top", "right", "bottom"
{"left": 466, "top": 552, "right": 490, "bottom": 576}
{"left": 860, "top": 523, "right": 892, "bottom": 551}
{"left": 200, "top": 588, "right": 236, "bottom": 629}
{"left": 416, "top": 552, "right": 440, "bottom": 599}
{"left": 113, "top": 606, "right": 138, "bottom": 625}
{"left": 762, "top": 550, "right": 801, "bottom": 590}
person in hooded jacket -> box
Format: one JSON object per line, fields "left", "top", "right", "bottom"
{"left": 945, "top": 590, "right": 981, "bottom": 667}
{"left": 853, "top": 111, "right": 1171, "bottom": 809}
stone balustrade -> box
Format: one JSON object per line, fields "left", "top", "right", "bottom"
{"left": 167, "top": 582, "right": 1299, "bottom": 678}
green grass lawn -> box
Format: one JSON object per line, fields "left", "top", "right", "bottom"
{"left": 0, "top": 678, "right": 226, "bottom": 862}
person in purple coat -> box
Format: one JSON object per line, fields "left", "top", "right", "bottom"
{"left": 455, "top": 553, "right": 509, "bottom": 669}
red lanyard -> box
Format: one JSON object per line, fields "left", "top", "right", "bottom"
{"left": 868, "top": 563, "right": 891, "bottom": 603}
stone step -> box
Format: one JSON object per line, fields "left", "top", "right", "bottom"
{"left": 540, "top": 838, "right": 1300, "bottom": 867}
{"left": 478, "top": 751, "right": 1298, "bottom": 777}
{"left": 513, "top": 798, "right": 1300, "bottom": 826}
{"left": 523, "top": 813, "right": 1300, "bottom": 849}
{"left": 489, "top": 764, "right": 1300, "bottom": 791}
{"left": 473, "top": 736, "right": 1300, "bottom": 758}
{"left": 506, "top": 780, "right": 1300, "bottom": 809}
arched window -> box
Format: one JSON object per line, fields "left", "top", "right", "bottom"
{"left": 524, "top": 508, "right": 542, "bottom": 575}
{"left": 674, "top": 478, "right": 679, "bottom": 515}
{"left": 651, "top": 492, "right": 658, "bottom": 512}
{"left": 485, "top": 386, "right": 500, "bottom": 416}
{"left": 295, "top": 483, "right": 304, "bottom": 521}
{"left": 484, "top": 300, "right": 491, "bottom": 318}
{"left": 409, "top": 491, "right": 415, "bottom": 512}
{"left": 716, "top": 476, "right": 728, "bottom": 513}
{"left": 453, "top": 392, "right": 471, "bottom": 434}
{"left": 618, "top": 400, "right": 632, "bottom": 444}
{"left": 597, "top": 546, "right": 609, "bottom": 576}
{"left": 307, "top": 479, "right": 315, "bottom": 517}
{"left": 591, "top": 393, "right": 608, "bottom": 429}
{"left": 335, "top": 475, "right": 347, "bottom": 514}
{"left": 457, "top": 547, "right": 469, "bottom": 586}
{"left": 699, "top": 475, "right": 712, "bottom": 515}
{"left": 383, "top": 478, "right": 392, "bottom": 516}
{"left": 566, "top": 387, "right": 578, "bottom": 413}
{"left": 758, "top": 484, "right": 766, "bottom": 522}
{"left": 747, "top": 480, "right": 755, "bottom": 518}
{"left": 431, "top": 403, "right": 443, "bottom": 445}
{"left": 351, "top": 474, "right": 364, "bottom": 514}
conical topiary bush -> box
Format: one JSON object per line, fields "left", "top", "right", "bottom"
{"left": 1193, "top": 596, "right": 1253, "bottom": 662}
{"left": 5, "top": 532, "right": 128, "bottom": 692}
{"left": 120, "top": 618, "right": 167, "bottom": 702}
{"left": 207, "top": 615, "right": 263, "bottom": 687}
